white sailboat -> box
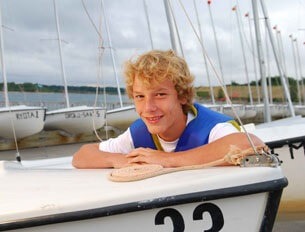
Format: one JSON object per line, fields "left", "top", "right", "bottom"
{"left": 44, "top": 0, "right": 106, "bottom": 135}
{"left": 0, "top": 150, "right": 287, "bottom": 232}
{"left": 106, "top": 105, "right": 138, "bottom": 131}
{"left": 222, "top": 103, "right": 246, "bottom": 119}
{"left": 0, "top": 2, "right": 45, "bottom": 140}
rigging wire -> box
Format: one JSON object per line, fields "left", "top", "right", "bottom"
{"left": 81, "top": 0, "right": 104, "bottom": 42}
{"left": 81, "top": 0, "right": 105, "bottom": 142}
{"left": 9, "top": 109, "right": 21, "bottom": 162}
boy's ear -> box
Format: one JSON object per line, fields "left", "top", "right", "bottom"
{"left": 179, "top": 97, "right": 187, "bottom": 105}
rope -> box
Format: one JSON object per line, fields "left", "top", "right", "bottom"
{"left": 108, "top": 145, "right": 268, "bottom": 182}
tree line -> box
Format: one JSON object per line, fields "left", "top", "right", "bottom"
{"left": 0, "top": 82, "right": 126, "bottom": 94}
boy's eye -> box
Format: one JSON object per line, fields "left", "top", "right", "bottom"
{"left": 156, "top": 93, "right": 166, "bottom": 97}
{"left": 134, "top": 95, "right": 144, "bottom": 99}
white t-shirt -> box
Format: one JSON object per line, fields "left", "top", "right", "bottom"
{"left": 99, "top": 112, "right": 238, "bottom": 153}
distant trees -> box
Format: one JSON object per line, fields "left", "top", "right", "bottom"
{"left": 217, "top": 88, "right": 225, "bottom": 101}
{"left": 0, "top": 82, "right": 126, "bottom": 94}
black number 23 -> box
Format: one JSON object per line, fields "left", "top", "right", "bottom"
{"left": 154, "top": 203, "right": 224, "bottom": 232}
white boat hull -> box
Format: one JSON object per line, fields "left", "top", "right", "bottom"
{"left": 204, "top": 104, "right": 222, "bottom": 112}
{"left": 243, "top": 116, "right": 305, "bottom": 212}
{"left": 270, "top": 104, "right": 286, "bottom": 118}
{"left": 243, "top": 105, "right": 257, "bottom": 119}
{"left": 1, "top": 192, "right": 275, "bottom": 232}
{"left": 0, "top": 105, "right": 46, "bottom": 139}
{"left": 106, "top": 105, "right": 139, "bottom": 130}
{"left": 44, "top": 106, "right": 106, "bottom": 135}
{"left": 0, "top": 158, "right": 287, "bottom": 231}
{"left": 294, "top": 105, "right": 305, "bottom": 116}
{"left": 222, "top": 104, "right": 246, "bottom": 119}
{"left": 255, "top": 104, "right": 286, "bottom": 118}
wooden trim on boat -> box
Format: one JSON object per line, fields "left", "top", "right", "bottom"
{"left": 0, "top": 177, "right": 288, "bottom": 231}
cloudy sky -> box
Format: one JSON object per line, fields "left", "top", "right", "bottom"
{"left": 1, "top": 0, "right": 305, "bottom": 88}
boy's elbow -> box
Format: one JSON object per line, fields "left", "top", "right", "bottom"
{"left": 72, "top": 143, "right": 102, "bottom": 169}
{"left": 72, "top": 145, "right": 90, "bottom": 168}
{"left": 72, "top": 152, "right": 84, "bottom": 168}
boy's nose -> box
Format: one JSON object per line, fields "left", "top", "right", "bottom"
{"left": 144, "top": 97, "right": 157, "bottom": 111}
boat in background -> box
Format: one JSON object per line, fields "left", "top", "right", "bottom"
{"left": 0, "top": 153, "right": 287, "bottom": 232}
{"left": 44, "top": 0, "right": 106, "bottom": 135}
{"left": 222, "top": 103, "right": 246, "bottom": 119}
{"left": 294, "top": 104, "right": 305, "bottom": 116}
{"left": 106, "top": 105, "right": 139, "bottom": 131}
{"left": 243, "top": 105, "right": 257, "bottom": 119}
{"left": 0, "top": 3, "right": 45, "bottom": 140}
{"left": 0, "top": 105, "right": 46, "bottom": 139}
{"left": 44, "top": 105, "right": 105, "bottom": 135}
{"left": 204, "top": 103, "right": 222, "bottom": 112}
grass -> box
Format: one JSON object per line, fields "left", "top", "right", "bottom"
{"left": 195, "top": 85, "right": 295, "bottom": 103}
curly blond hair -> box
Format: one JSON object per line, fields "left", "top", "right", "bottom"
{"left": 124, "top": 50, "right": 195, "bottom": 114}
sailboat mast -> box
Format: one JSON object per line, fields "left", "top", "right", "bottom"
{"left": 53, "top": 0, "right": 70, "bottom": 108}
{"left": 259, "top": 0, "right": 295, "bottom": 117}
{"left": 289, "top": 35, "right": 302, "bottom": 105}
{"left": 251, "top": 0, "right": 271, "bottom": 122}
{"left": 265, "top": 24, "right": 273, "bottom": 104}
{"left": 101, "top": 0, "right": 123, "bottom": 108}
{"left": 274, "top": 28, "right": 290, "bottom": 91}
{"left": 245, "top": 12, "right": 261, "bottom": 104}
{"left": 143, "top": 0, "right": 154, "bottom": 49}
{"left": 233, "top": 5, "right": 253, "bottom": 105}
{"left": 163, "top": 0, "right": 178, "bottom": 53}
{"left": 207, "top": 0, "right": 228, "bottom": 98}
{"left": 193, "top": 0, "right": 215, "bottom": 104}
{"left": 295, "top": 39, "right": 305, "bottom": 104}
{"left": 0, "top": 2, "right": 9, "bottom": 107}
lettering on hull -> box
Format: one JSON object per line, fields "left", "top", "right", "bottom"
{"left": 65, "top": 111, "right": 102, "bottom": 119}
{"left": 15, "top": 111, "right": 40, "bottom": 120}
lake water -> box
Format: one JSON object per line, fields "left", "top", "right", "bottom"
{"left": 0, "top": 91, "right": 133, "bottom": 110}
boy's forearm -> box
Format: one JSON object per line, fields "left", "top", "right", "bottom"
{"left": 72, "top": 143, "right": 127, "bottom": 169}
{"left": 169, "top": 132, "right": 265, "bottom": 167}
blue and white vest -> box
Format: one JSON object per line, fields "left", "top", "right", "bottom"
{"left": 130, "top": 103, "right": 238, "bottom": 152}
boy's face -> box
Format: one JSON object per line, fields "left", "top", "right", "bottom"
{"left": 132, "top": 77, "right": 187, "bottom": 141}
